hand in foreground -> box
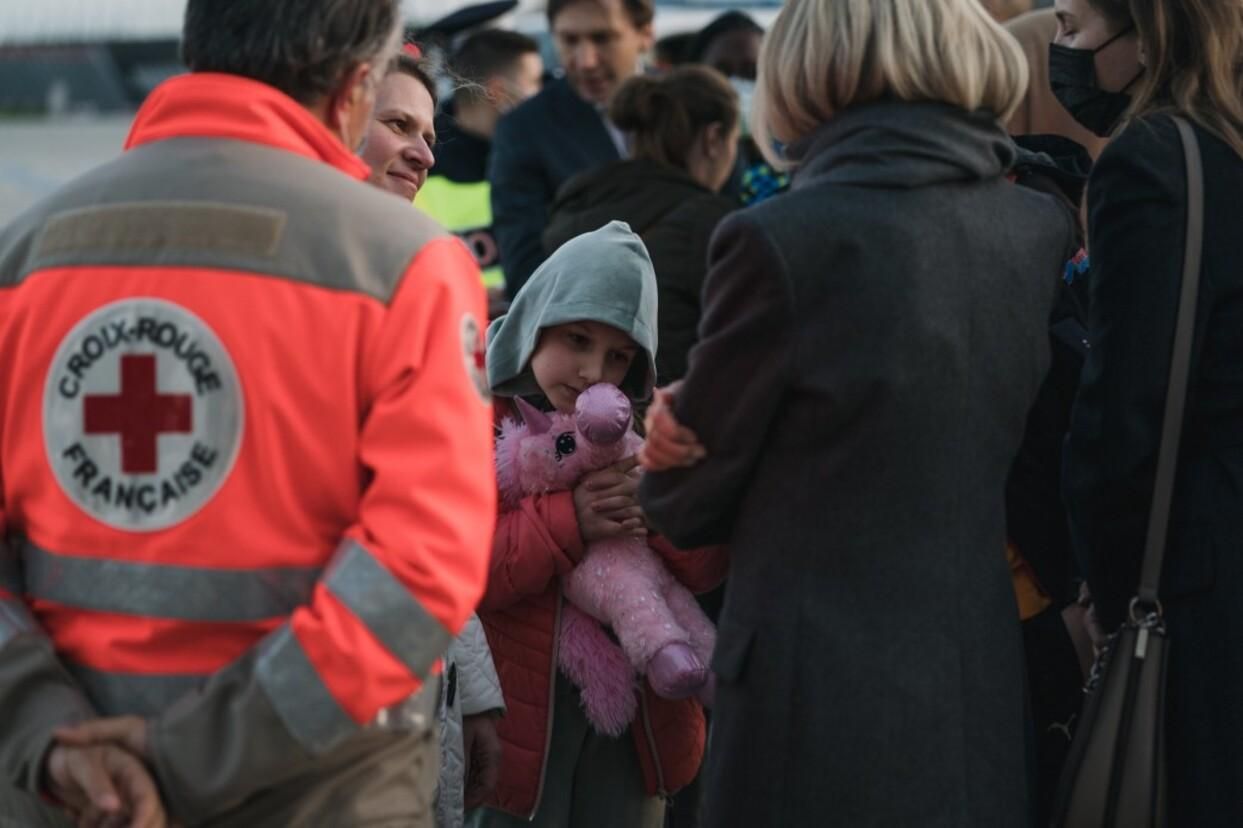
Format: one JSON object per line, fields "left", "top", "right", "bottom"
{"left": 44, "top": 742, "right": 167, "bottom": 828}
{"left": 55, "top": 717, "right": 150, "bottom": 762}
{"left": 573, "top": 456, "right": 647, "bottom": 542}
{"left": 461, "top": 712, "right": 503, "bottom": 812}
{"left": 640, "top": 386, "right": 705, "bottom": 472}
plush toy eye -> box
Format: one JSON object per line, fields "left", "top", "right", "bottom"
{"left": 554, "top": 432, "right": 577, "bottom": 461}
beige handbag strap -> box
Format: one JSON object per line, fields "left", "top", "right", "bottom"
{"left": 1137, "top": 116, "right": 1204, "bottom": 608}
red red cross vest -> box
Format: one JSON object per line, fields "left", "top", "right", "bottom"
{"left": 0, "top": 73, "right": 496, "bottom": 821}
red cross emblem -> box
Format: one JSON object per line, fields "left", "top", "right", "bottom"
{"left": 84, "top": 354, "right": 193, "bottom": 474}
{"left": 460, "top": 313, "right": 490, "bottom": 403}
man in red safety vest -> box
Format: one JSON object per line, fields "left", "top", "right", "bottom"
{"left": 0, "top": 1, "right": 496, "bottom": 825}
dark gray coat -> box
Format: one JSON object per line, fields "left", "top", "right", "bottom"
{"left": 640, "top": 101, "right": 1075, "bottom": 827}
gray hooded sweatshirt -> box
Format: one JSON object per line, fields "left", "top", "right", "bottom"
{"left": 487, "top": 220, "right": 660, "bottom": 401}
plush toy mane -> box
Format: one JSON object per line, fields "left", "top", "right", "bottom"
{"left": 494, "top": 415, "right": 532, "bottom": 512}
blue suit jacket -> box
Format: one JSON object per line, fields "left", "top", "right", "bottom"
{"left": 488, "top": 78, "right": 621, "bottom": 297}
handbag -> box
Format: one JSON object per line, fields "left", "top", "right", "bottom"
{"left": 1050, "top": 116, "right": 1204, "bottom": 828}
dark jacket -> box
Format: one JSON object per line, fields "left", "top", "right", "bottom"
{"left": 543, "top": 159, "right": 737, "bottom": 383}
{"left": 640, "top": 100, "right": 1075, "bottom": 827}
{"left": 430, "top": 110, "right": 490, "bottom": 184}
{"left": 1006, "top": 136, "right": 1094, "bottom": 604}
{"left": 1064, "top": 113, "right": 1243, "bottom": 825}
{"left": 488, "top": 78, "right": 621, "bottom": 298}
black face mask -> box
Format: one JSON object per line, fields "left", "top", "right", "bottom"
{"left": 1049, "top": 28, "right": 1142, "bottom": 137}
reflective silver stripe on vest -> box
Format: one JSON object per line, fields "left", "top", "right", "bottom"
{"left": 65, "top": 661, "right": 204, "bottom": 718}
{"left": 35, "top": 202, "right": 286, "bottom": 262}
{"left": 22, "top": 540, "right": 320, "bottom": 622}
{"left": 12, "top": 139, "right": 445, "bottom": 303}
{"left": 373, "top": 674, "right": 441, "bottom": 734}
{"left": 0, "top": 598, "right": 37, "bottom": 646}
{"left": 0, "top": 549, "right": 33, "bottom": 645}
{"left": 323, "top": 540, "right": 451, "bottom": 680}
{"left": 255, "top": 624, "right": 358, "bottom": 754}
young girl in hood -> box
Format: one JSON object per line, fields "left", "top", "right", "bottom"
{"left": 469, "top": 222, "right": 726, "bottom": 828}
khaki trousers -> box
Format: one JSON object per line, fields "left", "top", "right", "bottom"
{"left": 204, "top": 728, "right": 438, "bottom": 827}
{"left": 1, "top": 729, "right": 437, "bottom": 828}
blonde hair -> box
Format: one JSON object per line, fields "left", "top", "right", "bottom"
{"left": 753, "top": 0, "right": 1029, "bottom": 167}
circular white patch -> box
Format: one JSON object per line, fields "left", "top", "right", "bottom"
{"left": 43, "top": 298, "right": 244, "bottom": 532}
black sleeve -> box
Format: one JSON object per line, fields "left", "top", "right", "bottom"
{"left": 489, "top": 112, "right": 553, "bottom": 298}
{"left": 1062, "top": 116, "right": 1191, "bottom": 628}
{"left": 649, "top": 196, "right": 737, "bottom": 383}
{"left": 639, "top": 212, "right": 795, "bottom": 547}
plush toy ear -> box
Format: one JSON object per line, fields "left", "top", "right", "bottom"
{"left": 515, "top": 397, "right": 553, "bottom": 436}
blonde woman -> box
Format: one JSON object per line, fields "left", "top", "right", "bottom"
{"left": 1059, "top": 0, "right": 1243, "bottom": 823}
{"left": 639, "top": 0, "right": 1076, "bottom": 824}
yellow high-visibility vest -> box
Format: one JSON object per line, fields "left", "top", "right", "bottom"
{"left": 416, "top": 176, "right": 504, "bottom": 289}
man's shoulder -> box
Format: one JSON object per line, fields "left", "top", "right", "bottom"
{"left": 205, "top": 146, "right": 452, "bottom": 299}
{"left": 511, "top": 79, "right": 571, "bottom": 118}
{"left": 498, "top": 79, "right": 593, "bottom": 136}
{"left": 1, "top": 138, "right": 448, "bottom": 302}
{"left": 1097, "top": 114, "right": 1183, "bottom": 170}
{"left": 0, "top": 203, "right": 45, "bottom": 288}
{"left": 0, "top": 151, "right": 141, "bottom": 287}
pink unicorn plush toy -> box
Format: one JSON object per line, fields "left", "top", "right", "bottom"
{"left": 495, "top": 383, "right": 716, "bottom": 736}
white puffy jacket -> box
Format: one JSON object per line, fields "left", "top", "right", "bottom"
{"left": 435, "top": 614, "right": 504, "bottom": 828}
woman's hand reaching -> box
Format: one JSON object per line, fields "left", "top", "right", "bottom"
{"left": 640, "top": 385, "right": 706, "bottom": 472}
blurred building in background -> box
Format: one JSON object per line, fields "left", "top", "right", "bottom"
{"left": 0, "top": 0, "right": 779, "bottom": 224}
{"left": 0, "top": 0, "right": 476, "bottom": 115}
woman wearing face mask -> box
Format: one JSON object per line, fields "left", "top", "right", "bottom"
{"left": 1057, "top": 1, "right": 1243, "bottom": 823}
{"left": 542, "top": 66, "right": 740, "bottom": 384}
{"left": 1004, "top": 7, "right": 1109, "bottom": 156}
{"left": 1047, "top": 0, "right": 1146, "bottom": 140}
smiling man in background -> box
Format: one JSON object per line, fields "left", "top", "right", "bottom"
{"left": 488, "top": 0, "right": 654, "bottom": 298}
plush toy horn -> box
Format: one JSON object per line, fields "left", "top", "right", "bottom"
{"left": 514, "top": 397, "right": 553, "bottom": 435}
{"left": 576, "top": 384, "right": 630, "bottom": 446}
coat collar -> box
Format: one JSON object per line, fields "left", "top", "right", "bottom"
{"left": 125, "top": 73, "right": 371, "bottom": 180}
{"left": 790, "top": 100, "right": 1017, "bottom": 190}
